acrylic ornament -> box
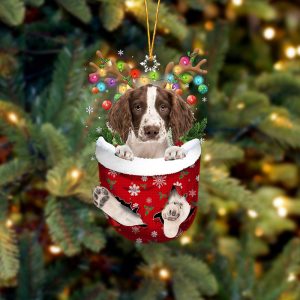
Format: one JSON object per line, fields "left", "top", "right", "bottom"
{"left": 88, "top": 48, "right": 208, "bottom": 243}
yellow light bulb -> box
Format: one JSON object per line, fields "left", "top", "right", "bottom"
{"left": 285, "top": 46, "right": 296, "bottom": 59}
{"left": 6, "top": 219, "right": 13, "bottom": 228}
{"left": 118, "top": 83, "right": 128, "bottom": 94}
{"left": 287, "top": 273, "right": 296, "bottom": 282}
{"left": 98, "top": 68, "right": 107, "bottom": 77}
{"left": 180, "top": 235, "right": 192, "bottom": 245}
{"left": 49, "top": 245, "right": 62, "bottom": 254}
{"left": 139, "top": 77, "right": 149, "bottom": 85}
{"left": 204, "top": 154, "right": 212, "bottom": 162}
{"left": 277, "top": 207, "right": 288, "bottom": 218}
{"left": 173, "top": 65, "right": 182, "bottom": 75}
{"left": 248, "top": 209, "right": 258, "bottom": 219}
{"left": 125, "top": 0, "right": 138, "bottom": 8}
{"left": 270, "top": 113, "right": 278, "bottom": 121}
{"left": 218, "top": 207, "right": 227, "bottom": 216}
{"left": 263, "top": 27, "right": 275, "bottom": 40}
{"left": 158, "top": 268, "right": 171, "bottom": 280}
{"left": 274, "top": 61, "right": 283, "bottom": 71}
{"left": 7, "top": 112, "right": 19, "bottom": 124}
{"left": 204, "top": 21, "right": 214, "bottom": 31}
{"left": 232, "top": 0, "right": 243, "bottom": 6}
{"left": 255, "top": 228, "right": 264, "bottom": 237}
{"left": 70, "top": 168, "right": 81, "bottom": 180}
{"left": 273, "top": 196, "right": 285, "bottom": 208}
{"left": 237, "top": 102, "right": 245, "bottom": 110}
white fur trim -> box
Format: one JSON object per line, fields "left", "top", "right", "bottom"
{"left": 95, "top": 137, "right": 201, "bottom": 176}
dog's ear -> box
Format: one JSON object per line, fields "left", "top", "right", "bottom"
{"left": 108, "top": 89, "right": 133, "bottom": 142}
{"left": 168, "top": 91, "right": 194, "bottom": 143}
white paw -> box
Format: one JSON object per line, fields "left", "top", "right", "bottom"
{"left": 93, "top": 186, "right": 110, "bottom": 208}
{"left": 115, "top": 145, "right": 134, "bottom": 161}
{"left": 162, "top": 203, "right": 181, "bottom": 221}
{"left": 164, "top": 146, "right": 186, "bottom": 161}
{"left": 162, "top": 191, "right": 191, "bottom": 238}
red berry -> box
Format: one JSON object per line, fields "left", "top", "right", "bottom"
{"left": 91, "top": 87, "right": 99, "bottom": 94}
{"left": 102, "top": 100, "right": 112, "bottom": 110}
{"left": 186, "top": 95, "right": 197, "bottom": 105}
{"left": 130, "top": 69, "right": 141, "bottom": 79}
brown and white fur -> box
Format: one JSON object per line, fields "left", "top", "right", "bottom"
{"left": 93, "top": 84, "right": 194, "bottom": 238}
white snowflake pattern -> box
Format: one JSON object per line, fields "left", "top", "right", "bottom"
{"left": 108, "top": 169, "right": 118, "bottom": 178}
{"left": 141, "top": 176, "right": 148, "bottom": 182}
{"left": 118, "top": 49, "right": 124, "bottom": 56}
{"left": 136, "top": 238, "right": 143, "bottom": 244}
{"left": 151, "top": 231, "right": 158, "bottom": 238}
{"left": 86, "top": 106, "right": 93, "bottom": 114}
{"left": 132, "top": 226, "right": 140, "bottom": 234}
{"left": 132, "top": 203, "right": 139, "bottom": 208}
{"left": 200, "top": 138, "right": 205, "bottom": 144}
{"left": 152, "top": 176, "right": 167, "bottom": 189}
{"left": 128, "top": 183, "right": 140, "bottom": 196}
{"left": 196, "top": 175, "right": 199, "bottom": 182}
{"left": 140, "top": 55, "right": 160, "bottom": 72}
{"left": 202, "top": 97, "right": 207, "bottom": 102}
{"left": 173, "top": 181, "right": 183, "bottom": 189}
{"left": 189, "top": 189, "right": 197, "bottom": 197}
{"left": 146, "top": 197, "right": 152, "bottom": 204}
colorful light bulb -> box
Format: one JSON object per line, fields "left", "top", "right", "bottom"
{"left": 149, "top": 71, "right": 160, "bottom": 80}
{"left": 173, "top": 65, "right": 182, "bottom": 75}
{"left": 130, "top": 69, "right": 141, "bottom": 79}
{"left": 187, "top": 95, "right": 197, "bottom": 105}
{"left": 198, "top": 84, "right": 208, "bottom": 94}
{"left": 172, "top": 83, "right": 180, "bottom": 90}
{"left": 96, "top": 81, "right": 106, "bottom": 92}
{"left": 102, "top": 100, "right": 112, "bottom": 110}
{"left": 117, "top": 60, "right": 125, "bottom": 72}
{"left": 88, "top": 73, "right": 99, "bottom": 84}
{"left": 179, "top": 56, "right": 190, "bottom": 66}
{"left": 118, "top": 83, "right": 128, "bottom": 94}
{"left": 114, "top": 93, "right": 122, "bottom": 101}
{"left": 166, "top": 73, "right": 175, "bottom": 83}
{"left": 106, "top": 78, "right": 117, "bottom": 87}
{"left": 193, "top": 75, "right": 204, "bottom": 85}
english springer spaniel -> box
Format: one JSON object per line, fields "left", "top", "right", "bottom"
{"left": 93, "top": 84, "right": 195, "bottom": 238}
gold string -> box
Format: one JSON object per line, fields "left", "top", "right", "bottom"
{"left": 144, "top": 0, "right": 161, "bottom": 60}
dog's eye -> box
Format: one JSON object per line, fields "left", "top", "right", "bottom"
{"left": 135, "top": 105, "right": 141, "bottom": 111}
{"left": 160, "top": 104, "right": 166, "bottom": 111}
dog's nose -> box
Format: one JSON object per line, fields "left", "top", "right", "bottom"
{"left": 144, "top": 125, "right": 159, "bottom": 139}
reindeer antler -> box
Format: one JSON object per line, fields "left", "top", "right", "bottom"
{"left": 164, "top": 48, "right": 207, "bottom": 88}
{"left": 89, "top": 50, "right": 134, "bottom": 88}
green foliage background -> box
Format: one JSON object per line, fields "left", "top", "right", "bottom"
{"left": 0, "top": 0, "right": 300, "bottom": 299}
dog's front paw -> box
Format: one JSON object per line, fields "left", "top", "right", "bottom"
{"left": 164, "top": 146, "right": 186, "bottom": 161}
{"left": 162, "top": 203, "right": 181, "bottom": 221}
{"left": 115, "top": 145, "right": 134, "bottom": 161}
{"left": 93, "top": 186, "right": 110, "bottom": 208}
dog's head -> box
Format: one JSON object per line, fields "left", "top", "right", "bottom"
{"left": 108, "top": 84, "right": 194, "bottom": 143}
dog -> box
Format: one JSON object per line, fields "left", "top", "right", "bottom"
{"left": 93, "top": 84, "right": 195, "bottom": 238}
